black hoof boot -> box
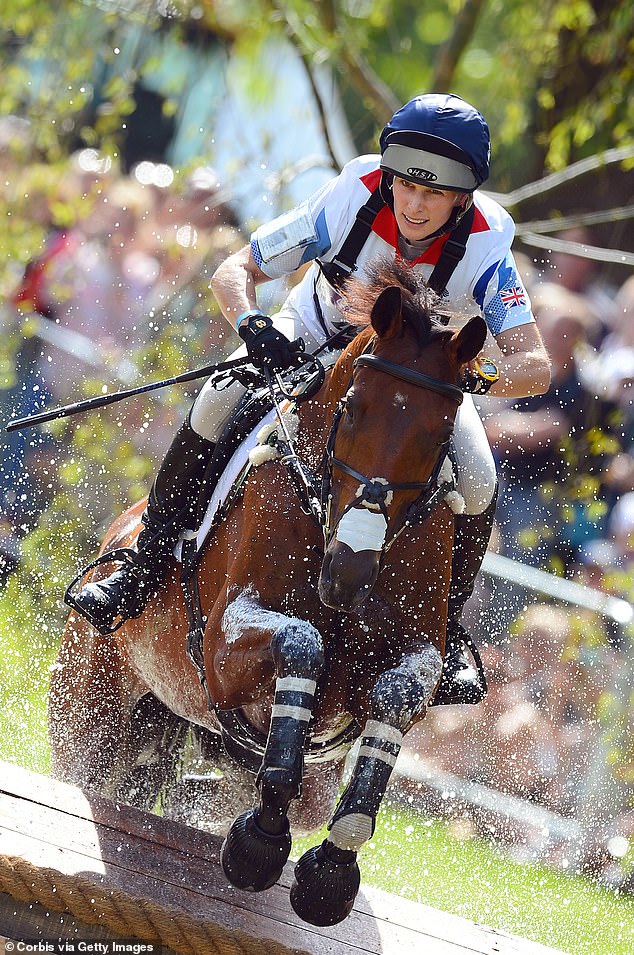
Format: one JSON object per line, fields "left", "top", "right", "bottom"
{"left": 290, "top": 839, "right": 360, "bottom": 926}
{"left": 221, "top": 809, "right": 292, "bottom": 892}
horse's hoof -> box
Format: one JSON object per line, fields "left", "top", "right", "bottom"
{"left": 290, "top": 839, "right": 360, "bottom": 926}
{"left": 221, "top": 809, "right": 291, "bottom": 892}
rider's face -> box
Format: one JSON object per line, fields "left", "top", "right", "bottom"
{"left": 392, "top": 177, "right": 465, "bottom": 242}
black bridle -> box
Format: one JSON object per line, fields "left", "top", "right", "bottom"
{"left": 321, "top": 350, "right": 463, "bottom": 554}
{"left": 353, "top": 353, "right": 464, "bottom": 403}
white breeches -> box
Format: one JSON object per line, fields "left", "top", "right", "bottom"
{"left": 451, "top": 394, "right": 498, "bottom": 514}
{"left": 190, "top": 313, "right": 303, "bottom": 442}
{"left": 190, "top": 313, "right": 497, "bottom": 516}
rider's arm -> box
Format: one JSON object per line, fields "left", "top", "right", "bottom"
{"left": 210, "top": 244, "right": 270, "bottom": 330}
{"left": 211, "top": 159, "right": 381, "bottom": 334}
{"left": 482, "top": 322, "right": 551, "bottom": 399}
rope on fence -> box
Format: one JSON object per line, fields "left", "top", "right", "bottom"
{"left": 0, "top": 852, "right": 300, "bottom": 955}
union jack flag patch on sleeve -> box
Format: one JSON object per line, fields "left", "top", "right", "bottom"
{"left": 500, "top": 286, "right": 526, "bottom": 309}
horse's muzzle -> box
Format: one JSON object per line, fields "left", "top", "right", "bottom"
{"left": 318, "top": 542, "right": 381, "bottom": 612}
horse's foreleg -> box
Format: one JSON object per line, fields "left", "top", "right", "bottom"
{"left": 49, "top": 615, "right": 138, "bottom": 797}
{"left": 256, "top": 621, "right": 325, "bottom": 830}
{"left": 290, "top": 643, "right": 443, "bottom": 926}
{"left": 328, "top": 644, "right": 443, "bottom": 848}
{"left": 220, "top": 594, "right": 325, "bottom": 892}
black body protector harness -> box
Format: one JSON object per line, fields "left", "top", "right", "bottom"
{"left": 312, "top": 186, "right": 475, "bottom": 337}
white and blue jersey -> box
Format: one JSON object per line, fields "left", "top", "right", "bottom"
{"left": 191, "top": 155, "right": 528, "bottom": 515}
{"left": 251, "top": 155, "right": 534, "bottom": 343}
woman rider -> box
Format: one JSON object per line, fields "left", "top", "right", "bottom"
{"left": 72, "top": 93, "right": 551, "bottom": 706}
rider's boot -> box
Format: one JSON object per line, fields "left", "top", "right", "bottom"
{"left": 71, "top": 415, "right": 216, "bottom": 633}
{"left": 432, "top": 485, "right": 498, "bottom": 706}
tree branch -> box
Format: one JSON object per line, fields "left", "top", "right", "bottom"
{"left": 284, "top": 29, "right": 340, "bottom": 168}
{"left": 431, "top": 0, "right": 488, "bottom": 91}
{"left": 336, "top": 45, "right": 401, "bottom": 125}
{"left": 273, "top": 0, "right": 399, "bottom": 131}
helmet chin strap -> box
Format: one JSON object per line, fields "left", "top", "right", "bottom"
{"left": 424, "top": 193, "right": 472, "bottom": 241}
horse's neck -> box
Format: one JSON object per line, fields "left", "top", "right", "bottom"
{"left": 296, "top": 327, "right": 375, "bottom": 461}
{"left": 296, "top": 382, "right": 334, "bottom": 466}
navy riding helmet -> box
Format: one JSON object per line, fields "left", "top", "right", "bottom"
{"left": 379, "top": 93, "right": 491, "bottom": 194}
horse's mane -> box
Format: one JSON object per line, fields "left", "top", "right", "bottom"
{"left": 322, "top": 259, "right": 451, "bottom": 407}
{"left": 342, "top": 258, "right": 445, "bottom": 347}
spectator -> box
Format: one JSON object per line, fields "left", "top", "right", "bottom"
{"left": 571, "top": 492, "right": 634, "bottom": 610}
{"left": 580, "top": 273, "right": 634, "bottom": 453}
{"left": 543, "top": 225, "right": 618, "bottom": 335}
{"left": 482, "top": 283, "right": 620, "bottom": 570}
{"left": 408, "top": 604, "right": 613, "bottom": 817}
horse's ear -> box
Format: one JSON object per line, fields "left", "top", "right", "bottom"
{"left": 370, "top": 286, "right": 403, "bottom": 339}
{"left": 453, "top": 315, "right": 487, "bottom": 364}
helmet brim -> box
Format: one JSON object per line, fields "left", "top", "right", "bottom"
{"left": 380, "top": 142, "right": 478, "bottom": 193}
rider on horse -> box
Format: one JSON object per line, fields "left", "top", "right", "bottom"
{"left": 71, "top": 93, "right": 551, "bottom": 706}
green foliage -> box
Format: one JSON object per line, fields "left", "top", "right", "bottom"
{"left": 2, "top": 0, "right": 632, "bottom": 219}
{"left": 540, "top": 1, "right": 634, "bottom": 169}
{"left": 2, "top": 2, "right": 125, "bottom": 160}
{"left": 0, "top": 580, "right": 57, "bottom": 774}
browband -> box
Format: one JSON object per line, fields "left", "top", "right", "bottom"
{"left": 353, "top": 353, "right": 463, "bottom": 404}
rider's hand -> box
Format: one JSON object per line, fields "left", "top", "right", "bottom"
{"left": 238, "top": 311, "right": 295, "bottom": 373}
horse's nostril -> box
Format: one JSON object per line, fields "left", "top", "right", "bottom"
{"left": 318, "top": 540, "right": 381, "bottom": 613}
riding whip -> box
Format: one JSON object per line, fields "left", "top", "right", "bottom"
{"left": 4, "top": 355, "right": 253, "bottom": 433}
{"left": 4, "top": 329, "right": 350, "bottom": 435}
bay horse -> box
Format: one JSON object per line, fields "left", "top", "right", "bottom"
{"left": 49, "top": 260, "right": 486, "bottom": 926}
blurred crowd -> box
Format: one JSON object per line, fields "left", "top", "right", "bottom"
{"left": 1, "top": 133, "right": 634, "bottom": 888}
{"left": 0, "top": 140, "right": 244, "bottom": 573}
{"left": 408, "top": 232, "right": 634, "bottom": 889}
{"left": 483, "top": 231, "right": 634, "bottom": 586}
{"left": 406, "top": 601, "right": 632, "bottom": 888}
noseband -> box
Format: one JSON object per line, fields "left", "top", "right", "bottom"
{"left": 322, "top": 350, "right": 463, "bottom": 554}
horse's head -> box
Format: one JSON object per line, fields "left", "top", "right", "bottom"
{"left": 318, "top": 261, "right": 486, "bottom": 612}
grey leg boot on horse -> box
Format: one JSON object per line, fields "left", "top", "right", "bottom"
{"left": 71, "top": 414, "right": 216, "bottom": 634}
{"left": 432, "top": 485, "right": 498, "bottom": 706}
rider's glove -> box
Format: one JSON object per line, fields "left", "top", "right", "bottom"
{"left": 238, "top": 311, "right": 295, "bottom": 373}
